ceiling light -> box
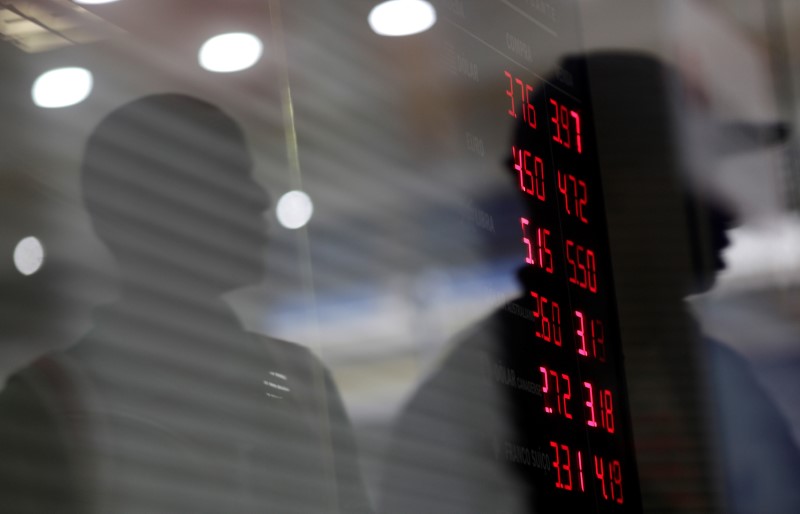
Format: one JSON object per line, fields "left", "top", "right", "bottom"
{"left": 31, "top": 67, "right": 93, "bottom": 108}
{"left": 368, "top": 0, "right": 437, "bottom": 37}
{"left": 198, "top": 32, "right": 263, "bottom": 73}
{"left": 276, "top": 191, "right": 314, "bottom": 230}
{"left": 14, "top": 236, "right": 45, "bottom": 276}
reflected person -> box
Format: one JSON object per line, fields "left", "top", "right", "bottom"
{"left": 685, "top": 183, "right": 800, "bottom": 514}
{"left": 0, "top": 94, "right": 370, "bottom": 513}
{"left": 574, "top": 53, "right": 800, "bottom": 512}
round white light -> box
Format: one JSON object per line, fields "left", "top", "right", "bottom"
{"left": 276, "top": 191, "right": 314, "bottom": 230}
{"left": 13, "top": 236, "right": 45, "bottom": 276}
{"left": 368, "top": 0, "right": 437, "bottom": 37}
{"left": 198, "top": 32, "right": 263, "bottom": 73}
{"left": 73, "top": 0, "right": 121, "bottom": 4}
{"left": 31, "top": 67, "right": 93, "bottom": 108}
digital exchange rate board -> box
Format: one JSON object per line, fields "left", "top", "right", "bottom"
{"left": 434, "top": 1, "right": 643, "bottom": 512}
{"left": 505, "top": 72, "right": 642, "bottom": 513}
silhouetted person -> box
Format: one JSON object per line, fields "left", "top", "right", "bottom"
{"left": 576, "top": 53, "right": 800, "bottom": 513}
{"left": 686, "top": 196, "right": 800, "bottom": 514}
{"left": 0, "top": 94, "right": 371, "bottom": 513}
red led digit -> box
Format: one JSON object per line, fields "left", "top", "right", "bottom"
{"left": 524, "top": 150, "right": 535, "bottom": 196}
{"left": 584, "top": 382, "right": 597, "bottom": 427}
{"left": 561, "top": 444, "right": 573, "bottom": 490}
{"left": 608, "top": 461, "right": 616, "bottom": 501}
{"left": 541, "top": 367, "right": 553, "bottom": 414}
{"left": 612, "top": 460, "right": 623, "bottom": 504}
{"left": 561, "top": 373, "right": 572, "bottom": 419}
{"left": 531, "top": 292, "right": 561, "bottom": 346}
{"left": 505, "top": 71, "right": 516, "bottom": 118}
{"left": 587, "top": 250, "right": 597, "bottom": 293}
{"left": 557, "top": 171, "right": 570, "bottom": 214}
{"left": 575, "top": 311, "right": 588, "bottom": 356}
{"left": 560, "top": 105, "right": 571, "bottom": 149}
{"left": 603, "top": 390, "right": 615, "bottom": 433}
{"left": 552, "top": 301, "right": 562, "bottom": 346}
{"left": 513, "top": 146, "right": 523, "bottom": 190}
{"left": 549, "top": 369, "right": 560, "bottom": 414}
{"left": 595, "top": 455, "right": 608, "bottom": 500}
{"left": 568, "top": 175, "right": 578, "bottom": 213}
{"left": 550, "top": 441, "right": 562, "bottom": 489}
{"left": 534, "top": 156, "right": 545, "bottom": 201}
{"left": 566, "top": 241, "right": 577, "bottom": 284}
{"left": 591, "top": 319, "right": 606, "bottom": 362}
{"left": 541, "top": 367, "right": 573, "bottom": 420}
{"left": 598, "top": 391, "right": 606, "bottom": 430}
{"left": 515, "top": 77, "right": 525, "bottom": 120}
{"left": 520, "top": 217, "right": 534, "bottom": 265}
{"left": 525, "top": 83, "right": 536, "bottom": 129}
{"left": 506, "top": 72, "right": 538, "bottom": 129}
{"left": 550, "top": 99, "right": 583, "bottom": 154}
{"left": 512, "top": 146, "right": 532, "bottom": 195}
{"left": 571, "top": 110, "right": 582, "bottom": 154}
{"left": 522, "top": 150, "right": 536, "bottom": 195}
{"left": 531, "top": 291, "right": 542, "bottom": 338}
{"left": 542, "top": 228, "right": 554, "bottom": 273}
{"left": 550, "top": 98, "right": 561, "bottom": 144}
{"left": 577, "top": 450, "right": 585, "bottom": 492}
{"left": 558, "top": 171, "right": 589, "bottom": 223}
{"left": 578, "top": 313, "right": 607, "bottom": 362}
{"left": 536, "top": 227, "right": 545, "bottom": 270}
{"left": 522, "top": 218, "right": 554, "bottom": 274}
{"left": 566, "top": 241, "right": 597, "bottom": 293}
{"left": 578, "top": 180, "right": 588, "bottom": 222}
{"left": 541, "top": 296, "right": 551, "bottom": 342}
{"left": 512, "top": 147, "right": 536, "bottom": 197}
{"left": 576, "top": 245, "right": 587, "bottom": 287}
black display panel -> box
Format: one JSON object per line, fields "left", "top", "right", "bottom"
{"left": 502, "top": 74, "right": 642, "bottom": 513}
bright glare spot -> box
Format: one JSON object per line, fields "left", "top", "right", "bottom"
{"left": 73, "top": 0, "right": 121, "bottom": 4}
{"left": 368, "top": 0, "right": 437, "bottom": 37}
{"left": 32, "top": 67, "right": 93, "bottom": 108}
{"left": 276, "top": 191, "right": 314, "bottom": 230}
{"left": 14, "top": 237, "right": 45, "bottom": 276}
{"left": 199, "top": 33, "right": 263, "bottom": 73}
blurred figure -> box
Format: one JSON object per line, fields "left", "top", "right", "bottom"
{"left": 585, "top": 52, "right": 800, "bottom": 513}
{"left": 377, "top": 300, "right": 533, "bottom": 513}
{"left": 0, "top": 94, "right": 370, "bottom": 513}
{"left": 687, "top": 193, "right": 800, "bottom": 514}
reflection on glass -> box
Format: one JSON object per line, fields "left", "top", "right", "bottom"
{"left": 198, "top": 33, "right": 263, "bottom": 73}
{"left": 31, "top": 67, "right": 93, "bottom": 108}
{"left": 0, "top": 93, "right": 372, "bottom": 513}
{"left": 367, "top": 0, "right": 437, "bottom": 37}
{"left": 276, "top": 190, "right": 314, "bottom": 229}
{"left": 13, "top": 236, "right": 45, "bottom": 276}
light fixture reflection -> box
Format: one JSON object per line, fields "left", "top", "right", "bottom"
{"left": 198, "top": 33, "right": 263, "bottom": 73}
{"left": 13, "top": 236, "right": 45, "bottom": 276}
{"left": 32, "top": 67, "right": 93, "bottom": 108}
{"left": 73, "top": 0, "right": 121, "bottom": 4}
{"left": 276, "top": 191, "right": 314, "bottom": 230}
{"left": 368, "top": 0, "right": 437, "bottom": 37}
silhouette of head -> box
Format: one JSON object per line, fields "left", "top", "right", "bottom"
{"left": 685, "top": 193, "right": 737, "bottom": 293}
{"left": 82, "top": 94, "right": 269, "bottom": 295}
